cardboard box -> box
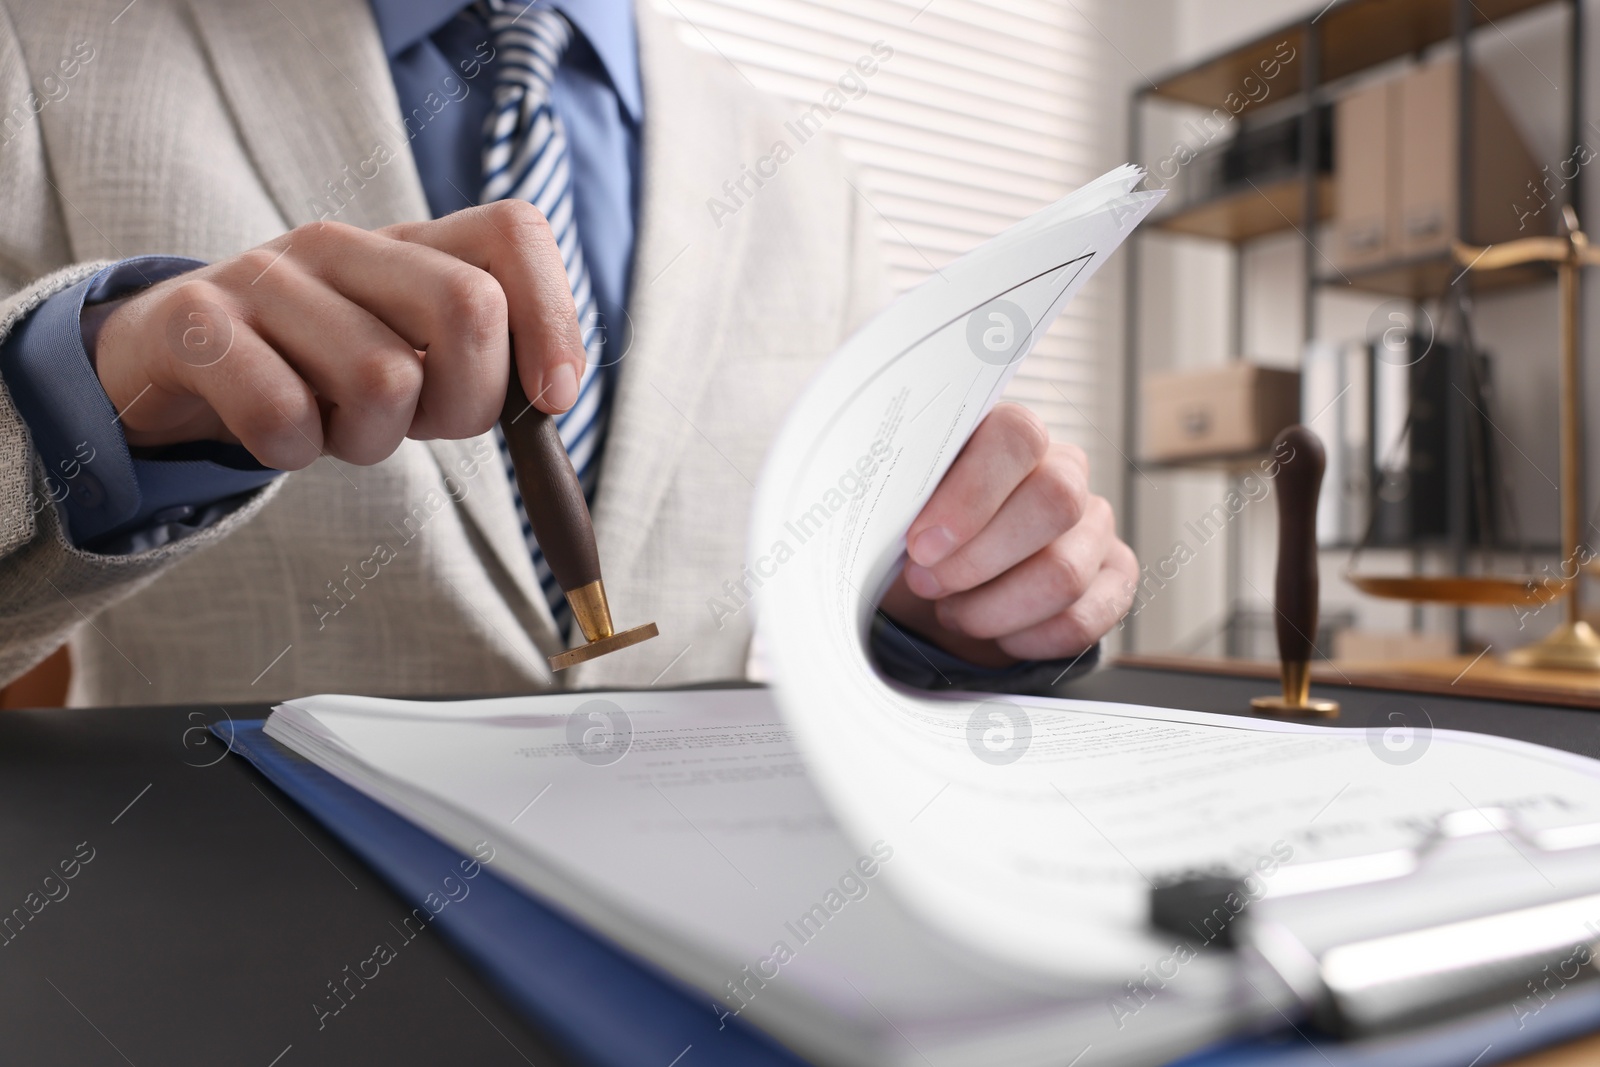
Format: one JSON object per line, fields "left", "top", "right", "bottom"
{"left": 1142, "top": 363, "right": 1301, "bottom": 462}
{"left": 1332, "top": 628, "right": 1458, "bottom": 664}
{"left": 1332, "top": 58, "right": 1545, "bottom": 271}
{"left": 1397, "top": 57, "right": 1543, "bottom": 258}
{"left": 1332, "top": 78, "right": 1395, "bottom": 271}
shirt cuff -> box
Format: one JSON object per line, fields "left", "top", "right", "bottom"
{"left": 0, "top": 256, "right": 281, "bottom": 551}
{"left": 869, "top": 613, "right": 1100, "bottom": 694}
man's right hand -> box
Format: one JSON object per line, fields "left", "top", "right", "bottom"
{"left": 91, "top": 201, "right": 588, "bottom": 469}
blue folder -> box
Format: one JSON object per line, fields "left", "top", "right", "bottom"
{"left": 223, "top": 721, "right": 1600, "bottom": 1067}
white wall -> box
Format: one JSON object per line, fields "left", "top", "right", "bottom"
{"left": 1107, "top": 0, "right": 1595, "bottom": 658}
{"left": 1090, "top": 1, "right": 1177, "bottom": 655}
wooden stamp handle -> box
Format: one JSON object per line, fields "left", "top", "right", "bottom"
{"left": 1271, "top": 425, "right": 1325, "bottom": 666}
{"left": 498, "top": 365, "right": 601, "bottom": 592}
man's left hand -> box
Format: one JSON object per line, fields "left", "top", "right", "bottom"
{"left": 879, "top": 403, "right": 1139, "bottom": 668}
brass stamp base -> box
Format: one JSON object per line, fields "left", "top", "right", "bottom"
{"left": 1252, "top": 660, "right": 1340, "bottom": 717}
{"left": 549, "top": 622, "right": 659, "bottom": 671}
{"left": 1250, "top": 694, "right": 1342, "bottom": 717}
{"left": 565, "top": 580, "right": 614, "bottom": 644}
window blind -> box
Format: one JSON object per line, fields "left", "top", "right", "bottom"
{"left": 652, "top": 0, "right": 1112, "bottom": 446}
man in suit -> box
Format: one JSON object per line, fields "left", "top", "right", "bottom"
{"left": 0, "top": 0, "right": 1138, "bottom": 706}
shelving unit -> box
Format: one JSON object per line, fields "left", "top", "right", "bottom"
{"left": 1149, "top": 0, "right": 1564, "bottom": 111}
{"left": 1120, "top": 0, "right": 1584, "bottom": 655}
{"left": 1323, "top": 252, "right": 1554, "bottom": 299}
{"left": 1150, "top": 176, "right": 1333, "bottom": 242}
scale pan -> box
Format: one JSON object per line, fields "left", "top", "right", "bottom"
{"left": 1346, "top": 574, "right": 1569, "bottom": 606}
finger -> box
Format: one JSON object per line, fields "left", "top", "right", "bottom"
{"left": 241, "top": 261, "right": 423, "bottom": 465}
{"left": 931, "top": 495, "right": 1115, "bottom": 637}
{"left": 905, "top": 403, "right": 1050, "bottom": 570}
{"left": 270, "top": 222, "right": 509, "bottom": 440}
{"left": 382, "top": 201, "right": 588, "bottom": 414}
{"left": 995, "top": 542, "right": 1140, "bottom": 661}
{"left": 158, "top": 284, "right": 323, "bottom": 469}
{"left": 905, "top": 441, "right": 1090, "bottom": 598}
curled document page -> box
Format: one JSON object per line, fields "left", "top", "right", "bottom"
{"left": 748, "top": 164, "right": 1600, "bottom": 982}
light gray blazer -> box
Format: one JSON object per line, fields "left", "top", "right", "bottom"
{"left": 0, "top": 0, "right": 887, "bottom": 705}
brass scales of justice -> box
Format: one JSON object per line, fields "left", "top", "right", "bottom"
{"left": 1345, "top": 205, "right": 1600, "bottom": 671}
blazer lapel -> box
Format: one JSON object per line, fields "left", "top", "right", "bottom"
{"left": 185, "top": 0, "right": 431, "bottom": 230}
{"left": 587, "top": 3, "right": 757, "bottom": 582}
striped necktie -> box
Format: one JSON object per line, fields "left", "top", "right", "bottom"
{"left": 476, "top": 1, "right": 609, "bottom": 636}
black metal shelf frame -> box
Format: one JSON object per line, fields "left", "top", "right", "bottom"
{"left": 1118, "top": 0, "right": 1585, "bottom": 654}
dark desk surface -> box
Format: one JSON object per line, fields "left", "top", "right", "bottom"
{"left": 0, "top": 701, "right": 569, "bottom": 1067}
{"left": 3, "top": 666, "right": 1597, "bottom": 1066}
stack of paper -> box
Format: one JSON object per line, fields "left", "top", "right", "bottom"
{"left": 267, "top": 689, "right": 1243, "bottom": 1065}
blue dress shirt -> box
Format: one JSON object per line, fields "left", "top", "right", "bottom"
{"left": 0, "top": 0, "right": 1084, "bottom": 690}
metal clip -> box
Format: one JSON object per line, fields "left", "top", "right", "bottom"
{"left": 1152, "top": 808, "right": 1600, "bottom": 1038}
